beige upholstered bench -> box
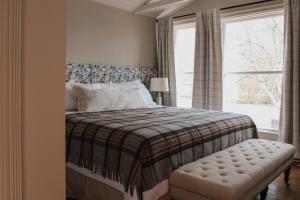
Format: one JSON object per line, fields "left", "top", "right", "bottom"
{"left": 169, "top": 139, "right": 296, "bottom": 200}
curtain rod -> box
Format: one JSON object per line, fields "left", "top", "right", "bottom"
{"left": 171, "top": 0, "right": 275, "bottom": 20}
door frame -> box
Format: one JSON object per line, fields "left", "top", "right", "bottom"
{"left": 0, "top": 0, "right": 22, "bottom": 199}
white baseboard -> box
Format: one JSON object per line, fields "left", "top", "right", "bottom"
{"left": 258, "top": 131, "right": 279, "bottom": 141}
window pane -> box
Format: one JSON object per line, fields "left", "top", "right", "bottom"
{"left": 174, "top": 24, "right": 195, "bottom": 108}
{"left": 223, "top": 15, "right": 284, "bottom": 73}
{"left": 223, "top": 73, "right": 282, "bottom": 131}
{"left": 223, "top": 13, "right": 284, "bottom": 132}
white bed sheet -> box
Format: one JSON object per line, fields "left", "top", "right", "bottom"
{"left": 65, "top": 105, "right": 162, "bottom": 115}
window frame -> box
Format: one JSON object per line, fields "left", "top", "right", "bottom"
{"left": 221, "top": 9, "right": 284, "bottom": 133}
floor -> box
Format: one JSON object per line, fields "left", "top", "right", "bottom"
{"left": 266, "top": 164, "right": 300, "bottom": 200}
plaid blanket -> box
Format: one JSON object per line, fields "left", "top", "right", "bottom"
{"left": 66, "top": 107, "right": 257, "bottom": 198}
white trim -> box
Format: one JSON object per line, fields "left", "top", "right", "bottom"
{"left": 225, "top": 71, "right": 283, "bottom": 75}
{"left": 258, "top": 130, "right": 279, "bottom": 141}
{"left": 174, "top": 21, "right": 195, "bottom": 28}
{"left": 221, "top": 1, "right": 284, "bottom": 21}
{"left": 172, "top": 0, "right": 283, "bottom": 23}
{"left": 0, "top": 0, "right": 22, "bottom": 199}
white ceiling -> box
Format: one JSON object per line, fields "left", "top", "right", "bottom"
{"left": 90, "top": 0, "right": 194, "bottom": 18}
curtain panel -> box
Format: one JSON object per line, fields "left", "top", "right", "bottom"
{"left": 280, "top": 0, "right": 300, "bottom": 159}
{"left": 192, "top": 9, "right": 223, "bottom": 111}
{"left": 156, "top": 18, "right": 177, "bottom": 106}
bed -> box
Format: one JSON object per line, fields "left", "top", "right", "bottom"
{"left": 65, "top": 64, "right": 258, "bottom": 200}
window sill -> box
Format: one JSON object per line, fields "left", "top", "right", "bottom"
{"left": 258, "top": 130, "right": 279, "bottom": 141}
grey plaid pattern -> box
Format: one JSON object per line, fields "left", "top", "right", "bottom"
{"left": 280, "top": 0, "right": 300, "bottom": 159}
{"left": 192, "top": 9, "right": 223, "bottom": 111}
{"left": 66, "top": 107, "right": 257, "bottom": 198}
{"left": 156, "top": 19, "right": 177, "bottom": 106}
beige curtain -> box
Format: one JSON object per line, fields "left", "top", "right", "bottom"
{"left": 280, "top": 0, "right": 300, "bottom": 160}
{"left": 192, "top": 9, "right": 223, "bottom": 111}
{"left": 156, "top": 18, "right": 177, "bottom": 106}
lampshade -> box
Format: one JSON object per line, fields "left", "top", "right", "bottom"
{"left": 150, "top": 78, "right": 169, "bottom": 92}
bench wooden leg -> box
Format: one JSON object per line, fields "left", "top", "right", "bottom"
{"left": 284, "top": 165, "right": 292, "bottom": 186}
{"left": 260, "top": 186, "right": 269, "bottom": 200}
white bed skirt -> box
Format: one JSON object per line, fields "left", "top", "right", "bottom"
{"left": 66, "top": 163, "right": 169, "bottom": 200}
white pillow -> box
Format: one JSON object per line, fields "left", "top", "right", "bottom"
{"left": 139, "top": 83, "right": 156, "bottom": 106}
{"left": 65, "top": 82, "right": 77, "bottom": 111}
{"left": 72, "top": 80, "right": 156, "bottom": 108}
{"left": 72, "top": 80, "right": 141, "bottom": 97}
{"left": 73, "top": 87, "right": 147, "bottom": 112}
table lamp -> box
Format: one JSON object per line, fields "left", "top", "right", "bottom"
{"left": 150, "top": 78, "right": 169, "bottom": 105}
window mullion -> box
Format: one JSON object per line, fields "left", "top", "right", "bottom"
{"left": 225, "top": 71, "right": 283, "bottom": 75}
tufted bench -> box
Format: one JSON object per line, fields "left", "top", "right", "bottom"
{"left": 169, "top": 139, "right": 296, "bottom": 200}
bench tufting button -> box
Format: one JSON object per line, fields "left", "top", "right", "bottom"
{"left": 202, "top": 167, "right": 208, "bottom": 171}
{"left": 184, "top": 170, "right": 191, "bottom": 173}
{"left": 234, "top": 164, "right": 240, "bottom": 168}
{"left": 250, "top": 163, "right": 255, "bottom": 165}
{"left": 222, "top": 180, "right": 228, "bottom": 183}
{"left": 232, "top": 159, "right": 238, "bottom": 162}
{"left": 268, "top": 151, "right": 273, "bottom": 153}
{"left": 260, "top": 157, "right": 265, "bottom": 159}
{"left": 201, "top": 162, "right": 207, "bottom": 164}
{"left": 237, "top": 170, "right": 244, "bottom": 174}
{"left": 246, "top": 157, "right": 252, "bottom": 161}
{"left": 216, "top": 155, "right": 221, "bottom": 158}
{"left": 218, "top": 166, "right": 225, "bottom": 169}
{"left": 220, "top": 173, "right": 227, "bottom": 176}
{"left": 217, "top": 160, "right": 223, "bottom": 164}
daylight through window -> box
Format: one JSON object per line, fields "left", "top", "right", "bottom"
{"left": 222, "top": 10, "right": 284, "bottom": 132}
{"left": 174, "top": 23, "right": 195, "bottom": 108}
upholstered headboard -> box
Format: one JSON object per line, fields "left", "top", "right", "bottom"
{"left": 66, "top": 64, "right": 157, "bottom": 89}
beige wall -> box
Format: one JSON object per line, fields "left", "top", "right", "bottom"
{"left": 67, "top": 0, "right": 157, "bottom": 68}
{"left": 22, "top": 0, "right": 66, "bottom": 200}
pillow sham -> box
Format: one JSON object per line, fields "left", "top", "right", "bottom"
{"left": 65, "top": 82, "right": 77, "bottom": 111}
{"left": 75, "top": 87, "right": 147, "bottom": 112}
{"left": 72, "top": 80, "right": 156, "bottom": 107}
{"left": 139, "top": 83, "right": 156, "bottom": 106}
{"left": 72, "top": 80, "right": 141, "bottom": 97}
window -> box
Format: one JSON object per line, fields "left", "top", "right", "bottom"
{"left": 222, "top": 10, "right": 284, "bottom": 132}
{"left": 174, "top": 23, "right": 195, "bottom": 108}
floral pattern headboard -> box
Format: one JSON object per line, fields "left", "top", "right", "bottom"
{"left": 66, "top": 64, "right": 157, "bottom": 89}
